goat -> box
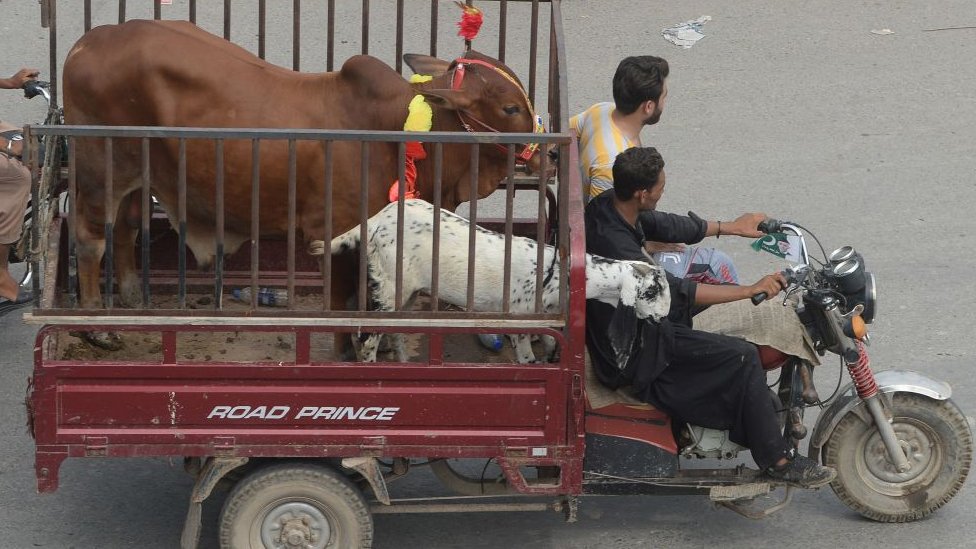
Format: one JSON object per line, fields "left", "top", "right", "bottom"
{"left": 307, "top": 199, "right": 670, "bottom": 363}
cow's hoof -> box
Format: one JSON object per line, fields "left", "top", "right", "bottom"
{"left": 81, "top": 331, "right": 124, "bottom": 351}
{"left": 117, "top": 280, "right": 142, "bottom": 308}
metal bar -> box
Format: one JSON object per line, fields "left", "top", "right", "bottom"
{"left": 118, "top": 0, "right": 126, "bottom": 24}
{"left": 162, "top": 330, "right": 177, "bottom": 364}
{"left": 535, "top": 139, "right": 549, "bottom": 313}
{"left": 528, "top": 0, "right": 540, "bottom": 106}
{"left": 258, "top": 0, "right": 266, "bottom": 59}
{"left": 293, "top": 0, "right": 301, "bottom": 71}
{"left": 429, "top": 0, "right": 438, "bottom": 57}
{"left": 177, "top": 139, "right": 187, "bottom": 309}
{"left": 430, "top": 143, "right": 442, "bottom": 308}
{"left": 214, "top": 140, "right": 225, "bottom": 309}
{"left": 498, "top": 0, "right": 508, "bottom": 62}
{"left": 67, "top": 138, "right": 78, "bottom": 307}
{"left": 466, "top": 144, "right": 478, "bottom": 310}
{"left": 141, "top": 138, "right": 151, "bottom": 307}
{"left": 153, "top": 0, "right": 161, "bottom": 20}
{"left": 358, "top": 142, "right": 369, "bottom": 311}
{"left": 327, "top": 0, "right": 336, "bottom": 71}
{"left": 27, "top": 128, "right": 40, "bottom": 307}
{"left": 250, "top": 140, "right": 261, "bottom": 310}
{"left": 371, "top": 502, "right": 550, "bottom": 514}
{"left": 103, "top": 139, "right": 114, "bottom": 309}
{"left": 322, "top": 141, "right": 334, "bottom": 310}
{"left": 395, "top": 0, "right": 404, "bottom": 73}
{"left": 558, "top": 144, "right": 569, "bottom": 312}
{"left": 189, "top": 0, "right": 197, "bottom": 24}
{"left": 84, "top": 0, "right": 92, "bottom": 32}
{"left": 287, "top": 140, "right": 297, "bottom": 310}
{"left": 395, "top": 142, "right": 406, "bottom": 309}
{"left": 362, "top": 0, "right": 370, "bottom": 55}
{"left": 49, "top": 0, "right": 58, "bottom": 102}
{"left": 295, "top": 330, "right": 310, "bottom": 364}
{"left": 32, "top": 126, "right": 568, "bottom": 145}
{"left": 502, "top": 146, "right": 516, "bottom": 313}
{"left": 23, "top": 313, "right": 566, "bottom": 329}
{"left": 223, "top": 0, "right": 231, "bottom": 41}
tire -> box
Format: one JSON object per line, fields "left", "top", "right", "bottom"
{"left": 219, "top": 462, "right": 373, "bottom": 549}
{"left": 823, "top": 393, "right": 973, "bottom": 522}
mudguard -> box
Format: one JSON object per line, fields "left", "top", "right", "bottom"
{"left": 809, "top": 369, "right": 952, "bottom": 451}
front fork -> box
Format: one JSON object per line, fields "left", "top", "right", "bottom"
{"left": 825, "top": 303, "right": 912, "bottom": 472}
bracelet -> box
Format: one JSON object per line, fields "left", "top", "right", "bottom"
{"left": 717, "top": 221, "right": 722, "bottom": 238}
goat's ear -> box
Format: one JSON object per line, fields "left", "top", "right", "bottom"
{"left": 630, "top": 261, "right": 655, "bottom": 277}
{"left": 608, "top": 304, "right": 639, "bottom": 372}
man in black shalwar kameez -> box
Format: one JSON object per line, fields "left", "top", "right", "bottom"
{"left": 584, "top": 146, "right": 835, "bottom": 488}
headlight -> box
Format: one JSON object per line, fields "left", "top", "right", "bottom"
{"left": 861, "top": 272, "right": 876, "bottom": 324}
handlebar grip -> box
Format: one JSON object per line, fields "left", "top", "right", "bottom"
{"left": 751, "top": 292, "right": 768, "bottom": 306}
{"left": 757, "top": 218, "right": 781, "bottom": 234}
{"left": 22, "top": 80, "right": 49, "bottom": 100}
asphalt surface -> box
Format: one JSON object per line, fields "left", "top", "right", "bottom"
{"left": 3, "top": 1, "right": 976, "bottom": 548}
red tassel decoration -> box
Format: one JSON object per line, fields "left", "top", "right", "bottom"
{"left": 455, "top": 2, "right": 483, "bottom": 42}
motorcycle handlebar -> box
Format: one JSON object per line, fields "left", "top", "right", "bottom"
{"left": 750, "top": 268, "right": 797, "bottom": 306}
{"left": 757, "top": 218, "right": 782, "bottom": 234}
{"left": 22, "top": 80, "right": 50, "bottom": 100}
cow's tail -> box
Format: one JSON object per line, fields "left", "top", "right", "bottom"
{"left": 306, "top": 224, "right": 362, "bottom": 256}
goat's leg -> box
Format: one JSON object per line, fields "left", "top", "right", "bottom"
{"left": 540, "top": 335, "right": 558, "bottom": 362}
{"left": 508, "top": 334, "right": 537, "bottom": 364}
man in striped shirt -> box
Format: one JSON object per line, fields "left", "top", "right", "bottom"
{"left": 572, "top": 56, "right": 763, "bottom": 285}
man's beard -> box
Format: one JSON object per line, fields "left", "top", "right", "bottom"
{"left": 643, "top": 108, "right": 663, "bottom": 126}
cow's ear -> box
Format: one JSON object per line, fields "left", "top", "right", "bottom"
{"left": 403, "top": 54, "right": 452, "bottom": 77}
{"left": 418, "top": 89, "right": 474, "bottom": 112}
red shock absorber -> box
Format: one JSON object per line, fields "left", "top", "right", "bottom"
{"left": 845, "top": 340, "right": 878, "bottom": 399}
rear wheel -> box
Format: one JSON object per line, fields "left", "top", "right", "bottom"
{"left": 219, "top": 462, "right": 373, "bottom": 548}
{"left": 823, "top": 393, "right": 972, "bottom": 522}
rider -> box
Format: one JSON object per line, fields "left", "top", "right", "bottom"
{"left": 0, "top": 67, "right": 39, "bottom": 315}
{"left": 585, "top": 146, "right": 836, "bottom": 488}
{"left": 571, "top": 55, "right": 758, "bottom": 285}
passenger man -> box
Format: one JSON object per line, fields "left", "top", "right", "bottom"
{"left": 585, "top": 146, "right": 836, "bottom": 488}
{"left": 571, "top": 55, "right": 759, "bottom": 285}
{"left": 0, "top": 67, "right": 38, "bottom": 315}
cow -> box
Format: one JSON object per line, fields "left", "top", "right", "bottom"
{"left": 62, "top": 19, "right": 546, "bottom": 350}
{"left": 307, "top": 199, "right": 671, "bottom": 363}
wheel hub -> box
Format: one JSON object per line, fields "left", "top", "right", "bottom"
{"left": 860, "top": 420, "right": 940, "bottom": 491}
{"left": 261, "top": 501, "right": 331, "bottom": 549}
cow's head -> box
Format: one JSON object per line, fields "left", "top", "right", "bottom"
{"left": 403, "top": 50, "right": 547, "bottom": 204}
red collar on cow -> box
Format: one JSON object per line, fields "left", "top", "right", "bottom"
{"left": 389, "top": 94, "right": 432, "bottom": 202}
{"left": 450, "top": 57, "right": 544, "bottom": 165}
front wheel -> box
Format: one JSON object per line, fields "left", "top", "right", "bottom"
{"left": 823, "top": 393, "right": 973, "bottom": 522}
{"left": 219, "top": 462, "right": 373, "bottom": 548}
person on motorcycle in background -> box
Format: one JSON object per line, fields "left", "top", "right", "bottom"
{"left": 571, "top": 55, "right": 762, "bottom": 285}
{"left": 0, "top": 67, "right": 39, "bottom": 315}
{"left": 585, "top": 146, "right": 836, "bottom": 488}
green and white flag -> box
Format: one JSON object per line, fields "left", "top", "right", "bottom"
{"left": 752, "top": 233, "right": 804, "bottom": 263}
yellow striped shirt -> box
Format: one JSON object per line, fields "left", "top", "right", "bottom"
{"left": 570, "top": 102, "right": 637, "bottom": 199}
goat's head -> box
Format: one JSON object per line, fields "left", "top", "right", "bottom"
{"left": 608, "top": 261, "right": 670, "bottom": 372}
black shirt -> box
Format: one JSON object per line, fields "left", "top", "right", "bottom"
{"left": 584, "top": 190, "right": 699, "bottom": 392}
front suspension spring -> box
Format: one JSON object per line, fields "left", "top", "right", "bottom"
{"left": 845, "top": 340, "right": 878, "bottom": 399}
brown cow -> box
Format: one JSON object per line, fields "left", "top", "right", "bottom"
{"left": 62, "top": 20, "right": 544, "bottom": 329}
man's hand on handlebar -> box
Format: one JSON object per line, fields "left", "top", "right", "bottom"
{"left": 1, "top": 68, "right": 40, "bottom": 90}
{"left": 722, "top": 212, "right": 769, "bottom": 239}
{"left": 746, "top": 272, "right": 788, "bottom": 304}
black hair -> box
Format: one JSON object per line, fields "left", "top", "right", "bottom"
{"left": 612, "top": 147, "right": 665, "bottom": 201}
{"left": 612, "top": 56, "right": 669, "bottom": 114}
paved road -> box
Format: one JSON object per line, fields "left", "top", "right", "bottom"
{"left": 3, "top": 0, "right": 976, "bottom": 547}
